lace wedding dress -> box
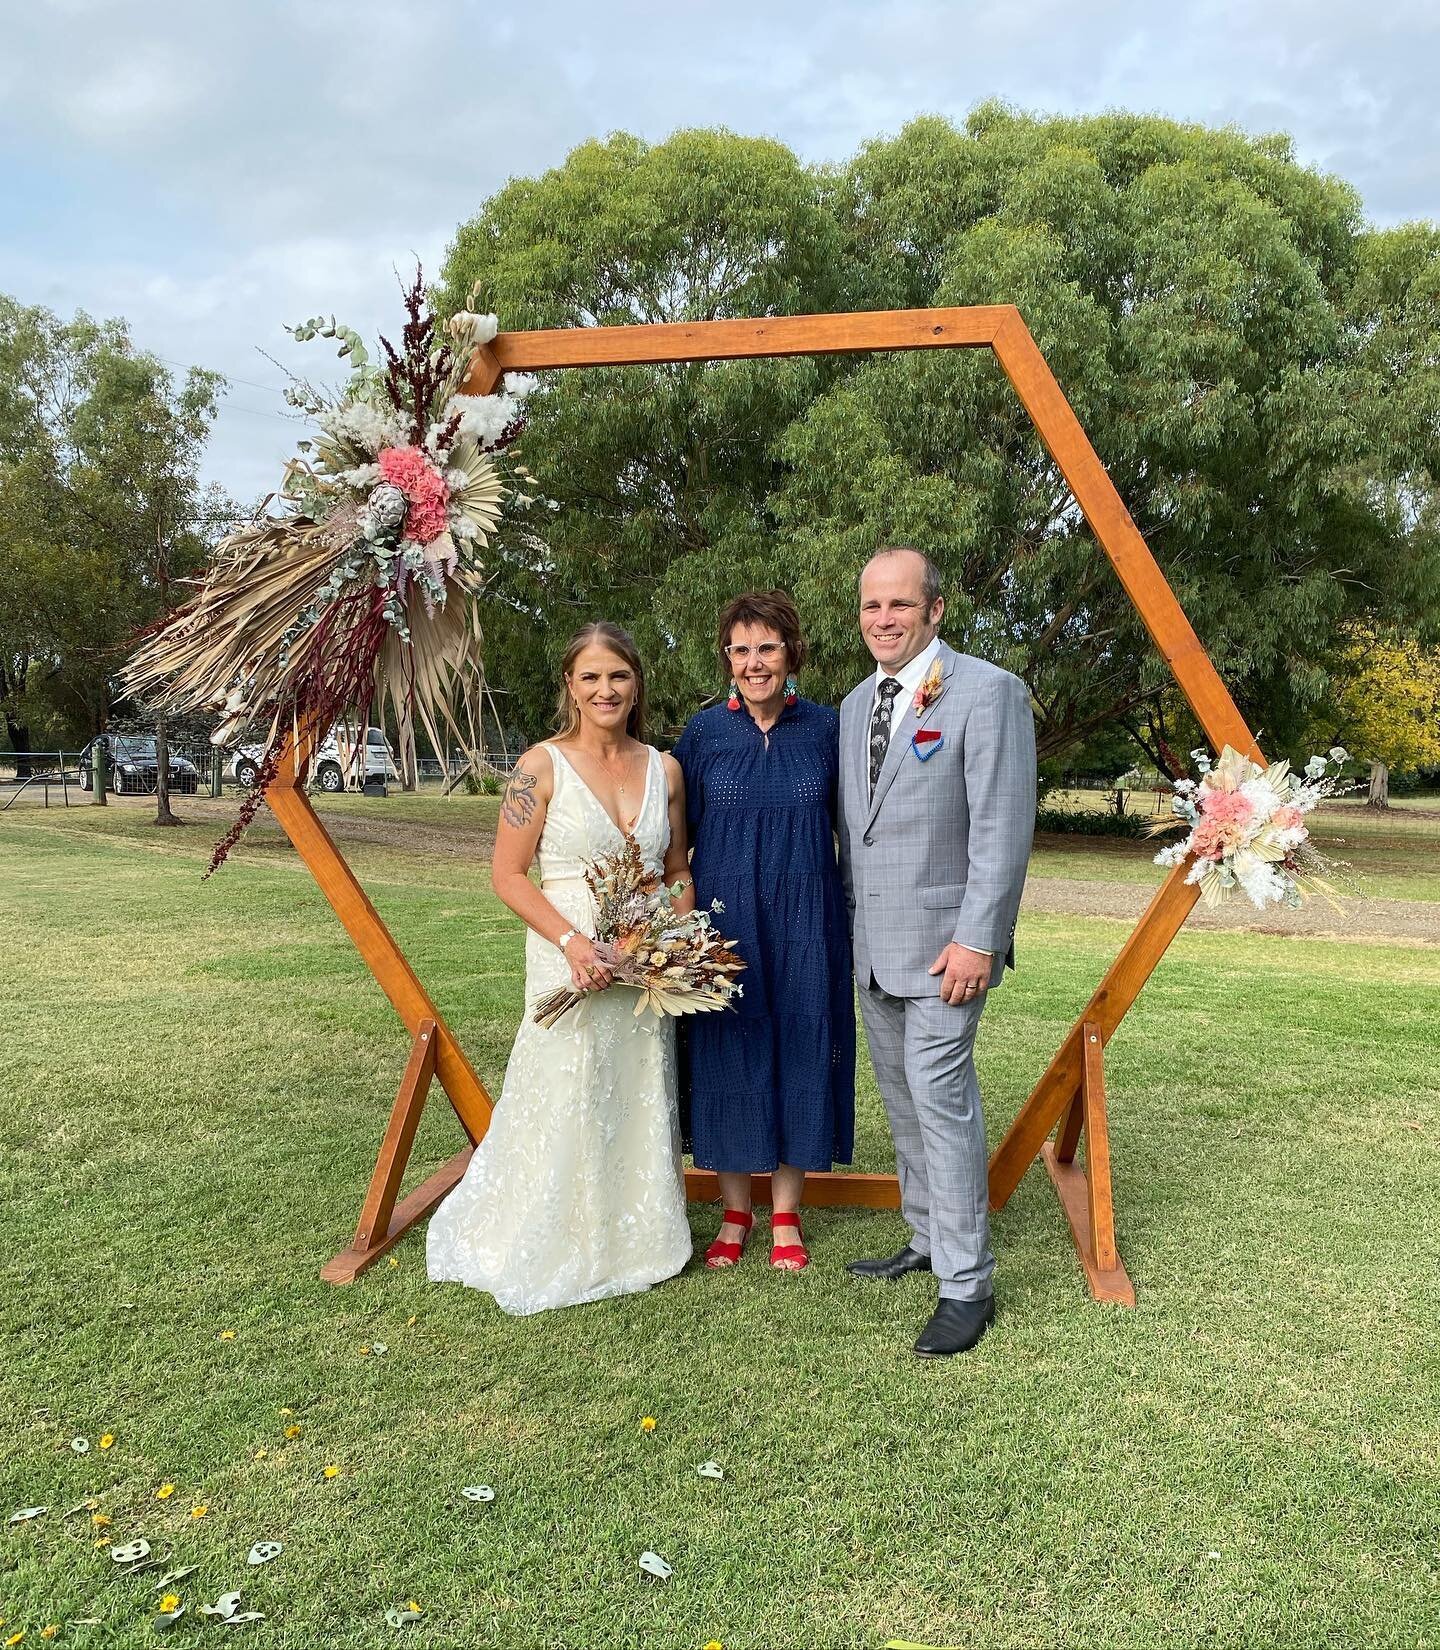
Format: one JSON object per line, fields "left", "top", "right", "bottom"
{"left": 426, "top": 743, "right": 693, "bottom": 1314}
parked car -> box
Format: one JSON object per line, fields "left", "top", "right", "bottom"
{"left": 77, "top": 734, "right": 200, "bottom": 795}
{"left": 227, "top": 726, "right": 400, "bottom": 793}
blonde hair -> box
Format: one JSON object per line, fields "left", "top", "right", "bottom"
{"left": 554, "top": 622, "right": 647, "bottom": 741}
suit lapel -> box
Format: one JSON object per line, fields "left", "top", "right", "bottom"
{"left": 865, "top": 643, "right": 958, "bottom": 828}
{"left": 846, "top": 687, "right": 870, "bottom": 818}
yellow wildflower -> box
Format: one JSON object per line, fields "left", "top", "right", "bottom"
{"left": 639, "top": 1416, "right": 657, "bottom": 1432}
{"left": 284, "top": 1424, "right": 302, "bottom": 1439}
{"left": 190, "top": 1505, "right": 208, "bottom": 1520}
{"left": 159, "top": 1593, "right": 180, "bottom": 1612}
{"left": 91, "top": 1512, "right": 111, "bottom": 1528}
{"left": 98, "top": 1433, "right": 115, "bottom": 1450}
{"left": 253, "top": 1448, "right": 268, "bottom": 1461}
{"left": 155, "top": 1483, "right": 176, "bottom": 1500}
{"left": 702, "top": 1642, "right": 723, "bottom": 1650}
{"left": 406, "top": 1314, "right": 417, "bottom": 1327}
{"left": 388, "top": 1257, "right": 399, "bottom": 1269}
{"left": 323, "top": 1465, "right": 341, "bottom": 1479}
{"left": 218, "top": 1331, "right": 236, "bottom": 1342}
{"left": 41, "top": 1633, "right": 58, "bottom": 1643}
{"left": 5, "top": 1631, "right": 25, "bottom": 1647}
{"left": 406, "top": 1600, "right": 422, "bottom": 1614}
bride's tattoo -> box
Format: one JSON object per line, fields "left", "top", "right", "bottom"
{"left": 502, "top": 769, "right": 538, "bottom": 829}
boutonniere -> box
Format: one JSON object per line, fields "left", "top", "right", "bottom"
{"left": 912, "top": 728, "right": 944, "bottom": 762}
{"left": 913, "top": 658, "right": 945, "bottom": 716}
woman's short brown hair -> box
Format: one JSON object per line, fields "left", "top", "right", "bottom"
{"left": 716, "top": 590, "right": 808, "bottom": 680}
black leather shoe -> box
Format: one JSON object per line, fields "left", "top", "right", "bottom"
{"left": 846, "top": 1246, "right": 933, "bottom": 1282}
{"left": 913, "top": 1295, "right": 995, "bottom": 1357}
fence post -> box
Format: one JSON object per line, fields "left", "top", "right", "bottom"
{"left": 210, "top": 747, "right": 222, "bottom": 798}
{"left": 93, "top": 741, "right": 107, "bottom": 807}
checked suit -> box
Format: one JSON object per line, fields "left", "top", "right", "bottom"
{"left": 839, "top": 640, "right": 1037, "bottom": 1300}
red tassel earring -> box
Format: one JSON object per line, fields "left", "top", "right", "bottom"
{"left": 727, "top": 679, "right": 741, "bottom": 711}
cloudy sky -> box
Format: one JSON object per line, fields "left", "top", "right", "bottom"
{"left": 4, "top": 0, "right": 1436, "bottom": 505}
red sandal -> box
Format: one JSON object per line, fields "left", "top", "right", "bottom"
{"left": 704, "top": 1209, "right": 753, "bottom": 1269}
{"left": 770, "top": 1212, "right": 809, "bottom": 1271}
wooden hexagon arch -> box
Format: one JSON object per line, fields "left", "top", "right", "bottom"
{"left": 281, "top": 306, "right": 1263, "bottom": 1302}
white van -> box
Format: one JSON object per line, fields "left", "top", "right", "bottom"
{"left": 227, "top": 726, "right": 400, "bottom": 792}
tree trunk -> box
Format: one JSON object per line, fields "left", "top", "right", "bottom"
{"left": 1367, "top": 758, "right": 1390, "bottom": 809}
{"left": 2, "top": 712, "right": 33, "bottom": 779}
{"left": 154, "top": 713, "right": 181, "bottom": 826}
{"left": 398, "top": 700, "right": 419, "bottom": 792}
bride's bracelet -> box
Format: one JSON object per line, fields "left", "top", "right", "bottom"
{"left": 556, "top": 927, "right": 580, "bottom": 953}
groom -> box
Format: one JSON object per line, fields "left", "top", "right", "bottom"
{"left": 839, "top": 547, "right": 1036, "bottom": 1357}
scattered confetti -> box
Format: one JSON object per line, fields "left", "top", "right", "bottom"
{"left": 70, "top": 1437, "right": 90, "bottom": 1454}
{"left": 638, "top": 1550, "right": 672, "bottom": 1580}
{"left": 155, "top": 1484, "right": 176, "bottom": 1501}
{"left": 460, "top": 1486, "right": 495, "bottom": 1503}
{"left": 639, "top": 1417, "right": 657, "bottom": 1433}
{"left": 190, "top": 1505, "right": 209, "bottom": 1520}
{"left": 99, "top": 1434, "right": 115, "bottom": 1450}
{"left": 246, "top": 1541, "right": 283, "bottom": 1566}
{"left": 697, "top": 1461, "right": 724, "bottom": 1480}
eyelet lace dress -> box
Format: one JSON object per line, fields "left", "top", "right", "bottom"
{"left": 426, "top": 744, "right": 693, "bottom": 1314}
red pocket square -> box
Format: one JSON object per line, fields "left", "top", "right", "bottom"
{"left": 914, "top": 728, "right": 942, "bottom": 744}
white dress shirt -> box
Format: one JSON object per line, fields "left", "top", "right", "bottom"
{"left": 869, "top": 634, "right": 990, "bottom": 958}
{"left": 870, "top": 634, "right": 943, "bottom": 758}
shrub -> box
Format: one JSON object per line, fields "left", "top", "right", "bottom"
{"left": 1034, "top": 805, "right": 1151, "bottom": 839}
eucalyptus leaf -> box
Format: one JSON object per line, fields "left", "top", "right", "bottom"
{"left": 696, "top": 1461, "right": 724, "bottom": 1479}
{"left": 222, "top": 1613, "right": 265, "bottom": 1626}
{"left": 71, "top": 1436, "right": 91, "bottom": 1453}
{"left": 153, "top": 1567, "right": 198, "bottom": 1593}
{"left": 638, "top": 1550, "right": 673, "bottom": 1580}
{"left": 461, "top": 1485, "right": 495, "bottom": 1503}
{"left": 246, "top": 1540, "right": 283, "bottom": 1566}
{"left": 111, "top": 1538, "right": 151, "bottom": 1563}
{"left": 153, "top": 1606, "right": 186, "bottom": 1631}
{"left": 385, "top": 1606, "right": 423, "bottom": 1627}
{"left": 9, "top": 1506, "right": 46, "bottom": 1524}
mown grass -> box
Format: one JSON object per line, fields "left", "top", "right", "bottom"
{"left": 1, "top": 806, "right": 1437, "bottom": 1649}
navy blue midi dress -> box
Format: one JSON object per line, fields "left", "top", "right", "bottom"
{"left": 673, "top": 697, "right": 856, "bottom": 1173}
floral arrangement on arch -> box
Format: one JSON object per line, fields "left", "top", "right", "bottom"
{"left": 1152, "top": 744, "right": 1351, "bottom": 910}
{"left": 125, "top": 270, "right": 536, "bottom": 871}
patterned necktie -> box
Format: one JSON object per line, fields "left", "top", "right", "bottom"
{"left": 869, "top": 677, "right": 902, "bottom": 797}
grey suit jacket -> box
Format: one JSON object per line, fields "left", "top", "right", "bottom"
{"left": 839, "top": 641, "right": 1037, "bottom": 996}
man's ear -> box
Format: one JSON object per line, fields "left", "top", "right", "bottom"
{"left": 930, "top": 596, "right": 945, "bottom": 627}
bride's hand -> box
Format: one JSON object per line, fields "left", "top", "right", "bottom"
{"left": 563, "top": 933, "right": 613, "bottom": 992}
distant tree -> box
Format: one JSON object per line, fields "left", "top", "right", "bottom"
{"left": 0, "top": 295, "right": 223, "bottom": 817}
{"left": 1315, "top": 630, "right": 1440, "bottom": 808}
{"left": 440, "top": 113, "right": 1440, "bottom": 755}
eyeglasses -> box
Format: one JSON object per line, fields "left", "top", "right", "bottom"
{"left": 724, "top": 642, "right": 785, "bottom": 664}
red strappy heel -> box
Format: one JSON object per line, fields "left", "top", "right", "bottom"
{"left": 704, "top": 1209, "right": 753, "bottom": 1269}
{"left": 770, "top": 1212, "right": 809, "bottom": 1271}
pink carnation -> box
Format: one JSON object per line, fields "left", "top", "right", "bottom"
{"left": 1272, "top": 804, "right": 1304, "bottom": 831}
{"left": 1199, "top": 786, "right": 1254, "bottom": 827}
{"left": 1190, "top": 817, "right": 1246, "bottom": 860}
{"left": 376, "top": 445, "right": 451, "bottom": 545}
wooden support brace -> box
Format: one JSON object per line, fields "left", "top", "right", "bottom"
{"left": 321, "top": 1019, "right": 475, "bottom": 1284}
{"left": 1039, "top": 1021, "right": 1134, "bottom": 1306}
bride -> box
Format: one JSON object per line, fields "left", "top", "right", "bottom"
{"left": 427, "top": 621, "right": 695, "bottom": 1313}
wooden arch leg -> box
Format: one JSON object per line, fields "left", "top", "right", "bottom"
{"left": 320, "top": 1019, "right": 475, "bottom": 1284}
{"left": 1038, "top": 1021, "right": 1134, "bottom": 1306}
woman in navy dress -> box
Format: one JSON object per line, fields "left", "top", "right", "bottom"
{"left": 673, "top": 591, "right": 855, "bottom": 1271}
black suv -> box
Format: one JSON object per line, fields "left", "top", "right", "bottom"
{"left": 78, "top": 734, "right": 200, "bottom": 795}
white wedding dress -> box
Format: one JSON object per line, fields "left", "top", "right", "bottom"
{"left": 426, "top": 743, "right": 693, "bottom": 1314}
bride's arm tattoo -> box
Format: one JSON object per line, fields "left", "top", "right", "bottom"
{"left": 502, "top": 768, "right": 538, "bottom": 829}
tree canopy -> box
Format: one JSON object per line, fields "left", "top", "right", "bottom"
{"left": 0, "top": 297, "right": 224, "bottom": 755}
{"left": 441, "top": 110, "right": 1440, "bottom": 761}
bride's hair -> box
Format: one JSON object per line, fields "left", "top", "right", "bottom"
{"left": 555, "top": 621, "right": 647, "bottom": 742}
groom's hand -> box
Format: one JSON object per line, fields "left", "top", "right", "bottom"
{"left": 929, "top": 943, "right": 991, "bottom": 1005}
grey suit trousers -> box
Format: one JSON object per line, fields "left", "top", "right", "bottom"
{"left": 856, "top": 981, "right": 992, "bottom": 1301}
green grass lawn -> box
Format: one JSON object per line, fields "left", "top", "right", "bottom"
{"left": 2, "top": 805, "right": 1438, "bottom": 1649}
